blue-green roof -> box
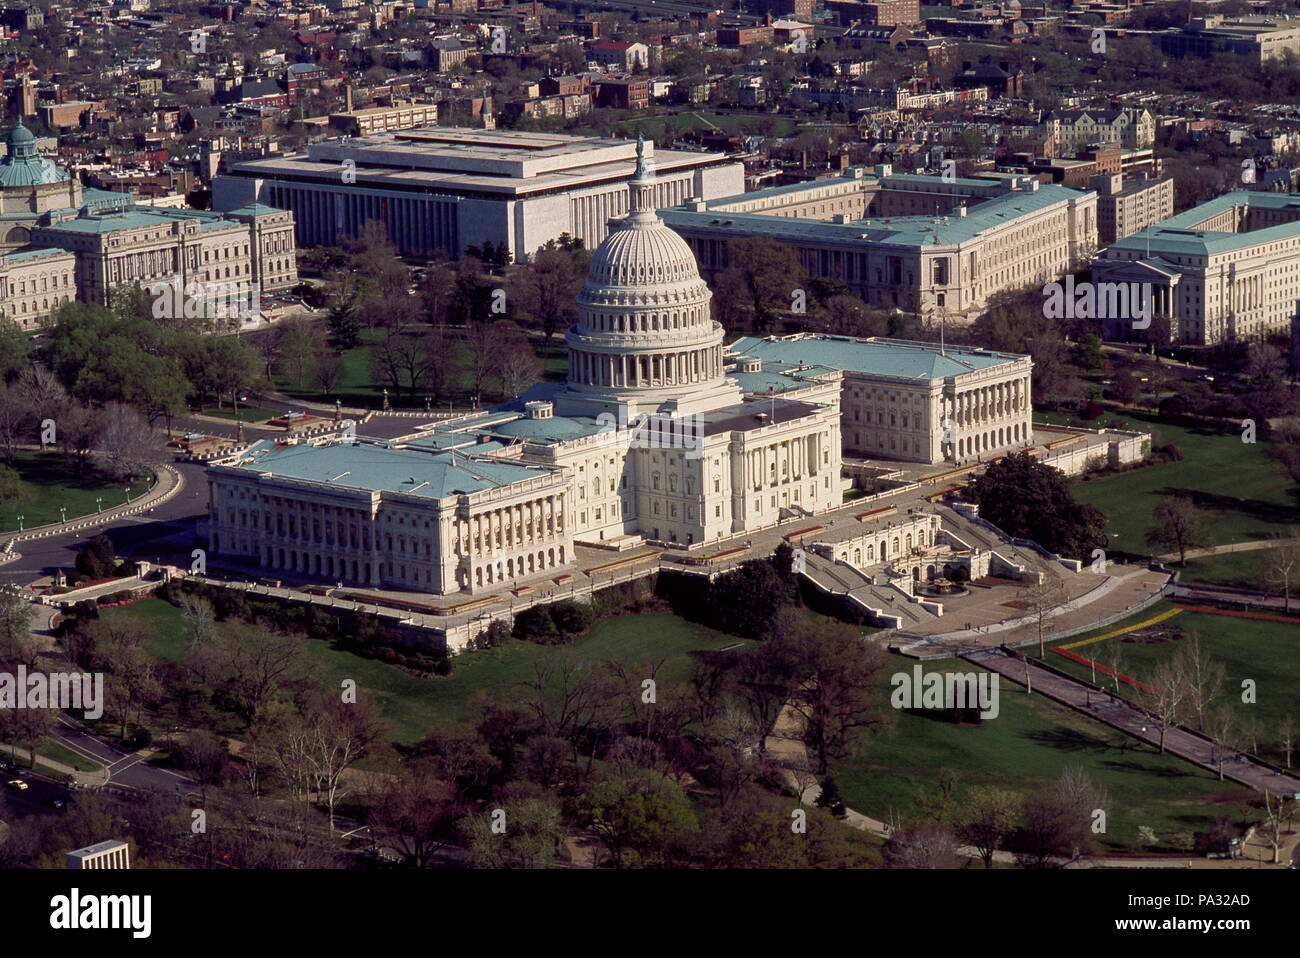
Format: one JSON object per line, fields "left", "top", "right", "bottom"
{"left": 226, "top": 440, "right": 552, "bottom": 499}
{"left": 728, "top": 335, "right": 1025, "bottom": 381}
{"left": 0, "top": 121, "right": 67, "bottom": 188}
{"left": 41, "top": 207, "right": 245, "bottom": 234}
{"left": 1108, "top": 190, "right": 1300, "bottom": 257}
{"left": 665, "top": 183, "right": 1085, "bottom": 249}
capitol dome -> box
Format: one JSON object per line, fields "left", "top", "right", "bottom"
{"left": 558, "top": 135, "right": 740, "bottom": 418}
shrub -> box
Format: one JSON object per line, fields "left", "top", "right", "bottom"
{"left": 1078, "top": 401, "right": 1104, "bottom": 421}
{"left": 513, "top": 606, "right": 558, "bottom": 643}
{"left": 549, "top": 599, "right": 595, "bottom": 637}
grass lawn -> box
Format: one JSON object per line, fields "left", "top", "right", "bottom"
{"left": 104, "top": 600, "right": 751, "bottom": 745}
{"left": 0, "top": 451, "right": 151, "bottom": 534}
{"left": 202, "top": 405, "right": 281, "bottom": 424}
{"left": 37, "top": 742, "right": 104, "bottom": 773}
{"left": 1178, "top": 547, "right": 1300, "bottom": 590}
{"left": 833, "top": 650, "right": 1261, "bottom": 852}
{"left": 1044, "top": 600, "right": 1300, "bottom": 766}
{"left": 1064, "top": 411, "right": 1298, "bottom": 555}
{"left": 273, "top": 325, "right": 561, "bottom": 410}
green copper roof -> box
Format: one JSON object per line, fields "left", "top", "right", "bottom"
{"left": 728, "top": 335, "right": 1025, "bottom": 380}
{"left": 0, "top": 121, "right": 67, "bottom": 188}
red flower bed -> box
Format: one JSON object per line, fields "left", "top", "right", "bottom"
{"left": 1051, "top": 646, "right": 1154, "bottom": 693}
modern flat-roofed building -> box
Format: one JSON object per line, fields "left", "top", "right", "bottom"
{"left": 660, "top": 167, "right": 1097, "bottom": 317}
{"left": 67, "top": 840, "right": 130, "bottom": 870}
{"left": 1152, "top": 15, "right": 1300, "bottom": 63}
{"left": 1092, "top": 190, "right": 1300, "bottom": 344}
{"left": 1091, "top": 172, "right": 1174, "bottom": 245}
{"left": 327, "top": 101, "right": 439, "bottom": 136}
{"left": 212, "top": 128, "right": 744, "bottom": 262}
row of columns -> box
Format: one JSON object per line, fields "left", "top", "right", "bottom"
{"left": 746, "top": 433, "right": 820, "bottom": 491}
{"left": 456, "top": 495, "right": 565, "bottom": 556}
{"left": 586, "top": 307, "right": 704, "bottom": 334}
{"left": 571, "top": 347, "right": 721, "bottom": 388}
{"left": 951, "top": 377, "right": 1029, "bottom": 428}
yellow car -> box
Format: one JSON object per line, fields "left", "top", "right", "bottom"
{"left": 5, "top": 779, "right": 27, "bottom": 791}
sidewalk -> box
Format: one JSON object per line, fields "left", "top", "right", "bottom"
{"left": 2, "top": 744, "right": 109, "bottom": 786}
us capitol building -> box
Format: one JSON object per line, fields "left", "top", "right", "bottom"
{"left": 206, "top": 138, "right": 1033, "bottom": 597}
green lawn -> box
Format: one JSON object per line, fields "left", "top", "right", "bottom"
{"left": 202, "top": 405, "right": 281, "bottom": 424}
{"left": 104, "top": 600, "right": 751, "bottom": 744}
{"left": 0, "top": 451, "right": 151, "bottom": 534}
{"left": 1044, "top": 600, "right": 1300, "bottom": 766}
{"left": 1179, "top": 547, "right": 1300, "bottom": 590}
{"left": 37, "top": 742, "right": 104, "bottom": 773}
{"left": 273, "top": 325, "right": 560, "bottom": 410}
{"left": 833, "top": 650, "right": 1261, "bottom": 852}
{"left": 1065, "top": 411, "right": 1298, "bottom": 555}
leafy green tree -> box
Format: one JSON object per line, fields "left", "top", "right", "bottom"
{"left": 964, "top": 452, "right": 1107, "bottom": 559}
{"left": 707, "top": 558, "right": 796, "bottom": 638}
{"left": 574, "top": 771, "right": 699, "bottom": 867}
{"left": 461, "top": 791, "right": 563, "bottom": 868}
{"left": 0, "top": 317, "right": 28, "bottom": 383}
{"left": 326, "top": 294, "right": 362, "bottom": 351}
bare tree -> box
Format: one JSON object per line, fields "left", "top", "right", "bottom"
{"left": 1205, "top": 704, "right": 1238, "bottom": 781}
{"left": 1020, "top": 577, "right": 1066, "bottom": 658}
{"left": 95, "top": 403, "right": 161, "bottom": 482}
{"left": 1260, "top": 791, "right": 1296, "bottom": 864}
{"left": 1279, "top": 715, "right": 1295, "bottom": 770}
{"left": 1264, "top": 540, "right": 1300, "bottom": 613}
{"left": 1143, "top": 656, "right": 1190, "bottom": 754}
{"left": 0, "top": 381, "right": 33, "bottom": 466}
{"left": 1145, "top": 495, "right": 1208, "bottom": 566}
{"left": 1174, "top": 635, "right": 1223, "bottom": 732}
{"left": 497, "top": 339, "right": 543, "bottom": 399}
{"left": 301, "top": 692, "right": 380, "bottom": 832}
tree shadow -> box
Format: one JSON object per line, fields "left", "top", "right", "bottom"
{"left": 1153, "top": 486, "right": 1298, "bottom": 528}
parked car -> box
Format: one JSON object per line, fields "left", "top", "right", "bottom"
{"left": 6, "top": 778, "right": 28, "bottom": 790}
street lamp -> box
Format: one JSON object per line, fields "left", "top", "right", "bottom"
{"left": 15, "top": 515, "right": 22, "bottom": 531}
{"left": 95, "top": 497, "right": 103, "bottom": 514}
{"left": 59, "top": 506, "right": 67, "bottom": 523}
{"left": 124, "top": 487, "right": 132, "bottom": 504}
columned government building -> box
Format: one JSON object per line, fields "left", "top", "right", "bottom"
{"left": 1092, "top": 190, "right": 1300, "bottom": 345}
{"left": 0, "top": 121, "right": 298, "bottom": 327}
{"left": 206, "top": 139, "right": 1035, "bottom": 598}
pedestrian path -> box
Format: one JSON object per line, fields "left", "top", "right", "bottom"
{"left": 965, "top": 647, "right": 1300, "bottom": 797}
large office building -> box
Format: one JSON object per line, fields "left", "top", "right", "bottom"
{"left": 1092, "top": 191, "right": 1300, "bottom": 345}
{"left": 660, "top": 167, "right": 1098, "bottom": 317}
{"left": 206, "top": 140, "right": 1042, "bottom": 600}
{"left": 1149, "top": 15, "right": 1300, "bottom": 64}
{"left": 1091, "top": 172, "right": 1174, "bottom": 246}
{"left": 212, "top": 128, "right": 745, "bottom": 263}
{"left": 0, "top": 121, "right": 297, "bottom": 327}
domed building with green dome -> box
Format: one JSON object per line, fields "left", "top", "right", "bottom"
{"left": 0, "top": 120, "right": 86, "bottom": 249}
{"left": 0, "top": 120, "right": 299, "bottom": 329}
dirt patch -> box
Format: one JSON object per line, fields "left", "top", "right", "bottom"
{"left": 1197, "top": 791, "right": 1256, "bottom": 806}
{"left": 1120, "top": 627, "right": 1186, "bottom": 645}
{"left": 1002, "top": 599, "right": 1032, "bottom": 610}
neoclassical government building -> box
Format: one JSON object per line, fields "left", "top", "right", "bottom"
{"left": 0, "top": 121, "right": 298, "bottom": 328}
{"left": 206, "top": 138, "right": 1034, "bottom": 596}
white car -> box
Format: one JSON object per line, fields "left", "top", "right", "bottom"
{"left": 6, "top": 778, "right": 28, "bottom": 790}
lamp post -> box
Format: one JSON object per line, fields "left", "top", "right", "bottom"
{"left": 16, "top": 515, "right": 22, "bottom": 531}
{"left": 95, "top": 497, "right": 103, "bottom": 514}
{"left": 59, "top": 506, "right": 66, "bottom": 524}
{"left": 125, "top": 487, "right": 132, "bottom": 504}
